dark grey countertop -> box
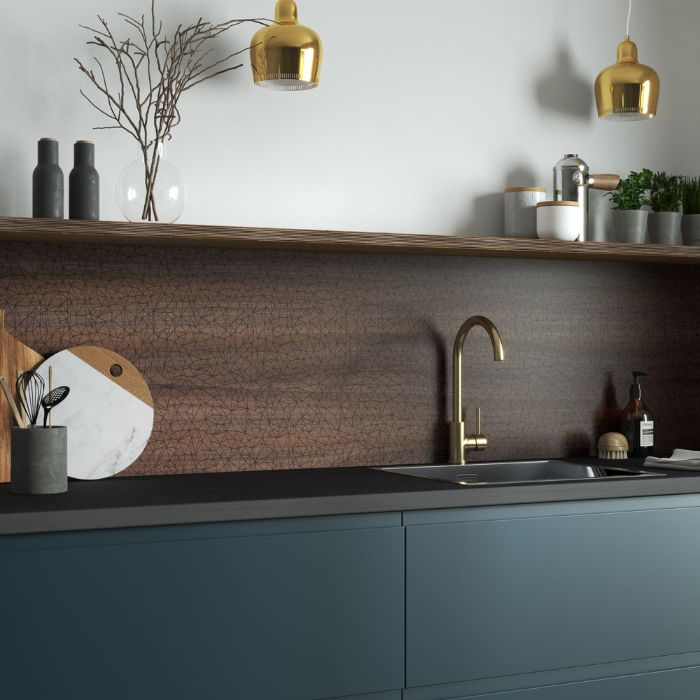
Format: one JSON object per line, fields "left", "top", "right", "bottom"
{"left": 1, "top": 458, "right": 700, "bottom": 535}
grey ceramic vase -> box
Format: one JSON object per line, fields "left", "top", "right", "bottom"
{"left": 612, "top": 209, "right": 648, "bottom": 244}
{"left": 32, "top": 138, "right": 64, "bottom": 219}
{"left": 69, "top": 140, "right": 99, "bottom": 220}
{"left": 682, "top": 214, "right": 700, "bottom": 246}
{"left": 11, "top": 427, "right": 68, "bottom": 495}
{"left": 648, "top": 211, "right": 682, "bottom": 244}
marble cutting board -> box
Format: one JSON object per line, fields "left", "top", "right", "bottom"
{"left": 35, "top": 347, "right": 154, "bottom": 480}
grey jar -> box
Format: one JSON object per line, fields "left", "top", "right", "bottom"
{"left": 648, "top": 211, "right": 682, "bottom": 245}
{"left": 11, "top": 427, "right": 68, "bottom": 495}
{"left": 612, "top": 210, "right": 648, "bottom": 244}
{"left": 32, "top": 138, "right": 64, "bottom": 219}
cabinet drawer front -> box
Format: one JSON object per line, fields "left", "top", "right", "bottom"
{"left": 407, "top": 506, "right": 700, "bottom": 686}
{"left": 2, "top": 524, "right": 404, "bottom": 700}
{"left": 409, "top": 665, "right": 700, "bottom": 699}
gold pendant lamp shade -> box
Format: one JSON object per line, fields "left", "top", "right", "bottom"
{"left": 594, "top": 35, "right": 659, "bottom": 120}
{"left": 250, "top": 0, "right": 322, "bottom": 90}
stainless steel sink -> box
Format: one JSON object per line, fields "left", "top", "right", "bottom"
{"left": 375, "top": 459, "right": 665, "bottom": 486}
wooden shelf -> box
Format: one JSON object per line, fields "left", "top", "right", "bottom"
{"left": 0, "top": 216, "right": 699, "bottom": 264}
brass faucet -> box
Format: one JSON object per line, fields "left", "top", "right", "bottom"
{"left": 449, "top": 316, "right": 505, "bottom": 465}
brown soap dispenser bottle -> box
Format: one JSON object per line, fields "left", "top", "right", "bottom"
{"left": 620, "top": 371, "right": 654, "bottom": 458}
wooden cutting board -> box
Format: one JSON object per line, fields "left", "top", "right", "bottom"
{"left": 0, "top": 309, "right": 44, "bottom": 483}
{"left": 35, "top": 346, "right": 154, "bottom": 480}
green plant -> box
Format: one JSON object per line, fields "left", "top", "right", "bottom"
{"left": 682, "top": 177, "right": 700, "bottom": 215}
{"left": 649, "top": 171, "right": 683, "bottom": 213}
{"left": 605, "top": 169, "right": 652, "bottom": 210}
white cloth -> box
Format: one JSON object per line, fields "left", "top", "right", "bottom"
{"left": 645, "top": 449, "right": 700, "bottom": 471}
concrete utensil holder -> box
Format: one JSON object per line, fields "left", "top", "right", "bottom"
{"left": 11, "top": 426, "right": 68, "bottom": 494}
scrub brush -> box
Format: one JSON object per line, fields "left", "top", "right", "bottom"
{"left": 597, "top": 432, "right": 629, "bottom": 460}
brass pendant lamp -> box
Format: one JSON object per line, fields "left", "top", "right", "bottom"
{"left": 594, "top": 0, "right": 659, "bottom": 120}
{"left": 250, "top": 0, "right": 322, "bottom": 90}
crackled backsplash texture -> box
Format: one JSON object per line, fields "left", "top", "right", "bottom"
{"left": 1, "top": 240, "right": 699, "bottom": 478}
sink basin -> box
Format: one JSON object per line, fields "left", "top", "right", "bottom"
{"left": 375, "top": 459, "right": 665, "bottom": 486}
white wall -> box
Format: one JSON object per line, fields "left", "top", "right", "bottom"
{"left": 1, "top": 0, "right": 698, "bottom": 235}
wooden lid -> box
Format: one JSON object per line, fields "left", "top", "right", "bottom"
{"left": 536, "top": 201, "right": 579, "bottom": 207}
{"left": 504, "top": 187, "right": 546, "bottom": 193}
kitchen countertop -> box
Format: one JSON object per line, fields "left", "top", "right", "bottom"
{"left": 1, "top": 459, "right": 700, "bottom": 535}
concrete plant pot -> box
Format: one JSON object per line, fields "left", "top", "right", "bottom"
{"left": 648, "top": 211, "right": 682, "bottom": 245}
{"left": 682, "top": 214, "right": 700, "bottom": 246}
{"left": 612, "top": 209, "right": 648, "bottom": 244}
{"left": 11, "top": 426, "right": 68, "bottom": 495}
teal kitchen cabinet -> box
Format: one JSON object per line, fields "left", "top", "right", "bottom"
{"left": 405, "top": 497, "right": 700, "bottom": 690}
{"left": 0, "top": 513, "right": 404, "bottom": 700}
{"left": 6, "top": 490, "right": 700, "bottom": 700}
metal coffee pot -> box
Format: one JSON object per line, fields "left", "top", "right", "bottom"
{"left": 553, "top": 154, "right": 620, "bottom": 241}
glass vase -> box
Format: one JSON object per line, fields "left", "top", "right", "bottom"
{"left": 116, "top": 142, "right": 185, "bottom": 223}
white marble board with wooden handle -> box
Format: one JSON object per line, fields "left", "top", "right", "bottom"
{"left": 35, "top": 346, "right": 154, "bottom": 480}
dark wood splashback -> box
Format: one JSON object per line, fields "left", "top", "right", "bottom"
{"left": 1, "top": 239, "right": 699, "bottom": 478}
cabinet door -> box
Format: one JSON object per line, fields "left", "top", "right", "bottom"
{"left": 0, "top": 515, "right": 404, "bottom": 700}
{"left": 406, "top": 502, "right": 700, "bottom": 687}
{"left": 410, "top": 665, "right": 700, "bottom": 700}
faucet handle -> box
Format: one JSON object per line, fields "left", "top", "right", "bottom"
{"left": 464, "top": 407, "right": 487, "bottom": 453}
{"left": 461, "top": 406, "right": 483, "bottom": 434}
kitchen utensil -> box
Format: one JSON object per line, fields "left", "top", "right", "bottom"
{"left": 16, "top": 370, "right": 45, "bottom": 426}
{"left": 48, "top": 365, "right": 53, "bottom": 427}
{"left": 597, "top": 432, "right": 629, "bottom": 459}
{"left": 0, "top": 377, "right": 27, "bottom": 429}
{"left": 34, "top": 346, "right": 154, "bottom": 480}
{"left": 0, "top": 309, "right": 44, "bottom": 482}
{"left": 41, "top": 386, "right": 70, "bottom": 427}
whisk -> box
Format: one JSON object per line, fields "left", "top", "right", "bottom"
{"left": 16, "top": 371, "right": 45, "bottom": 426}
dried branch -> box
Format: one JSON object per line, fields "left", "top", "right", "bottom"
{"left": 75, "top": 0, "right": 269, "bottom": 220}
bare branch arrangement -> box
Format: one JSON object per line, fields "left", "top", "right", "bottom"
{"left": 75, "top": 0, "right": 267, "bottom": 221}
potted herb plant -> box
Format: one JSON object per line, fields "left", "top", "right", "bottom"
{"left": 681, "top": 177, "right": 700, "bottom": 246}
{"left": 648, "top": 171, "right": 683, "bottom": 244}
{"left": 605, "top": 169, "right": 652, "bottom": 243}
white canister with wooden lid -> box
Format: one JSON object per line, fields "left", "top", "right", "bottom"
{"left": 536, "top": 201, "right": 581, "bottom": 241}
{"left": 504, "top": 187, "right": 547, "bottom": 238}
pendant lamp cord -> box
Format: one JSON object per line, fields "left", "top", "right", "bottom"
{"left": 626, "top": 0, "right": 633, "bottom": 37}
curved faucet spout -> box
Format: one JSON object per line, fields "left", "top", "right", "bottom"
{"left": 449, "top": 316, "right": 505, "bottom": 465}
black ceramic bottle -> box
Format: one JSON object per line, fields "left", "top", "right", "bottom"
{"left": 69, "top": 140, "right": 99, "bottom": 220}
{"left": 32, "top": 138, "right": 64, "bottom": 218}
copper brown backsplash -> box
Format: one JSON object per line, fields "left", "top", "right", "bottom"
{"left": 1, "top": 240, "right": 699, "bottom": 478}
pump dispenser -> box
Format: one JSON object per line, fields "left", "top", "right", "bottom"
{"left": 620, "top": 371, "right": 654, "bottom": 458}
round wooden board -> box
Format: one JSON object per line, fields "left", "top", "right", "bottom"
{"left": 35, "top": 347, "right": 154, "bottom": 480}
{"left": 0, "top": 309, "right": 44, "bottom": 482}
